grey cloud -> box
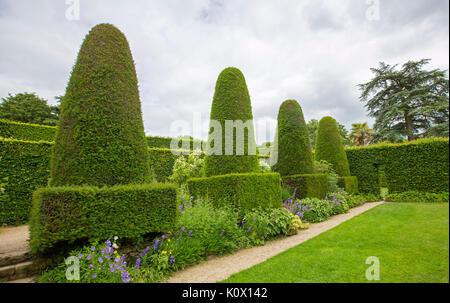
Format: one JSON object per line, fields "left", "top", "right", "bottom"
{"left": 0, "top": 0, "right": 448, "bottom": 143}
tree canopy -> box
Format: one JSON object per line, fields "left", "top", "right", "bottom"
{"left": 349, "top": 122, "right": 374, "bottom": 146}
{"left": 359, "top": 59, "right": 449, "bottom": 142}
{"left": 0, "top": 92, "right": 59, "bottom": 126}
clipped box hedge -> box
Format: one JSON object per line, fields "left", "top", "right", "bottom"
{"left": 337, "top": 176, "right": 359, "bottom": 194}
{"left": 0, "top": 137, "right": 52, "bottom": 225}
{"left": 346, "top": 138, "right": 449, "bottom": 194}
{"left": 30, "top": 183, "right": 177, "bottom": 253}
{"left": 0, "top": 119, "right": 56, "bottom": 142}
{"left": 282, "top": 174, "right": 328, "bottom": 199}
{"left": 146, "top": 136, "right": 204, "bottom": 151}
{"left": 187, "top": 173, "right": 282, "bottom": 215}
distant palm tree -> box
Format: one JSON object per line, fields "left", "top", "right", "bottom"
{"left": 349, "top": 122, "right": 374, "bottom": 146}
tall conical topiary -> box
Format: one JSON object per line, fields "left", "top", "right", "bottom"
{"left": 271, "top": 100, "right": 314, "bottom": 177}
{"left": 315, "top": 116, "right": 351, "bottom": 177}
{"left": 49, "top": 24, "right": 151, "bottom": 186}
{"left": 203, "top": 67, "right": 259, "bottom": 177}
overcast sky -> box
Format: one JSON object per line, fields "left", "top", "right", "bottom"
{"left": 0, "top": 0, "right": 448, "bottom": 143}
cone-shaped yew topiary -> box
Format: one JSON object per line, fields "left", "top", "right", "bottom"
{"left": 203, "top": 67, "right": 259, "bottom": 177}
{"left": 271, "top": 100, "right": 314, "bottom": 176}
{"left": 315, "top": 116, "right": 351, "bottom": 177}
{"left": 49, "top": 23, "right": 151, "bottom": 186}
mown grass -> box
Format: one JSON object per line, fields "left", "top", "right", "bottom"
{"left": 222, "top": 203, "right": 449, "bottom": 283}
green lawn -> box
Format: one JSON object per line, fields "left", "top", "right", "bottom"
{"left": 223, "top": 203, "right": 449, "bottom": 283}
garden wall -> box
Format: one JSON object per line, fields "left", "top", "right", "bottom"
{"left": 345, "top": 138, "right": 449, "bottom": 194}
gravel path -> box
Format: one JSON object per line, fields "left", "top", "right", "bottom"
{"left": 166, "top": 201, "right": 384, "bottom": 283}
{"left": 0, "top": 225, "right": 29, "bottom": 254}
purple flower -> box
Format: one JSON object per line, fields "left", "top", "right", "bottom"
{"left": 248, "top": 227, "right": 252, "bottom": 232}
{"left": 77, "top": 254, "right": 82, "bottom": 258}
{"left": 188, "top": 231, "right": 192, "bottom": 237}
{"left": 87, "top": 254, "right": 93, "bottom": 260}
{"left": 180, "top": 194, "right": 184, "bottom": 199}
{"left": 98, "top": 257, "right": 103, "bottom": 263}
{"left": 153, "top": 240, "right": 160, "bottom": 250}
{"left": 135, "top": 258, "right": 141, "bottom": 270}
{"left": 92, "top": 274, "right": 97, "bottom": 278}
{"left": 241, "top": 220, "right": 245, "bottom": 227}
{"left": 299, "top": 212, "right": 304, "bottom": 218}
{"left": 91, "top": 246, "right": 95, "bottom": 252}
{"left": 219, "top": 229, "right": 224, "bottom": 237}
{"left": 162, "top": 235, "right": 166, "bottom": 240}
{"left": 181, "top": 227, "right": 185, "bottom": 232}
{"left": 89, "top": 264, "right": 93, "bottom": 269}
{"left": 121, "top": 271, "right": 131, "bottom": 283}
{"left": 169, "top": 255, "right": 175, "bottom": 265}
{"left": 105, "top": 255, "right": 110, "bottom": 260}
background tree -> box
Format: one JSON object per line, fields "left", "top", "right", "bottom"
{"left": 349, "top": 122, "right": 374, "bottom": 146}
{"left": 359, "top": 59, "right": 449, "bottom": 142}
{"left": 0, "top": 92, "right": 59, "bottom": 125}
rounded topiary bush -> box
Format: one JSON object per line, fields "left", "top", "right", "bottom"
{"left": 314, "top": 116, "right": 351, "bottom": 177}
{"left": 49, "top": 23, "right": 151, "bottom": 186}
{"left": 204, "top": 67, "right": 259, "bottom": 177}
{"left": 271, "top": 100, "right": 314, "bottom": 176}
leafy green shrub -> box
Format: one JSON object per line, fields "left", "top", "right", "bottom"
{"left": 0, "top": 119, "right": 56, "bottom": 142}
{"left": 187, "top": 172, "right": 282, "bottom": 216}
{"left": 49, "top": 23, "right": 151, "bottom": 187}
{"left": 0, "top": 138, "right": 51, "bottom": 225}
{"left": 346, "top": 138, "right": 449, "bottom": 194}
{"left": 242, "top": 207, "right": 306, "bottom": 245}
{"left": 177, "top": 198, "right": 246, "bottom": 257}
{"left": 325, "top": 190, "right": 350, "bottom": 215}
{"left": 169, "top": 153, "right": 204, "bottom": 186}
{"left": 315, "top": 116, "right": 351, "bottom": 177}
{"left": 203, "top": 67, "right": 259, "bottom": 177}
{"left": 346, "top": 194, "right": 366, "bottom": 208}
{"left": 271, "top": 100, "right": 314, "bottom": 176}
{"left": 282, "top": 174, "right": 328, "bottom": 199}
{"left": 337, "top": 176, "right": 359, "bottom": 194}
{"left": 30, "top": 183, "right": 178, "bottom": 253}
{"left": 385, "top": 191, "right": 449, "bottom": 203}
{"left": 314, "top": 160, "right": 339, "bottom": 192}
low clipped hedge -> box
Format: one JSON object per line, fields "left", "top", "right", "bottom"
{"left": 148, "top": 148, "right": 192, "bottom": 182}
{"left": 0, "top": 119, "right": 56, "bottom": 142}
{"left": 146, "top": 136, "right": 204, "bottom": 151}
{"left": 0, "top": 138, "right": 52, "bottom": 225}
{"left": 337, "top": 176, "right": 359, "bottom": 195}
{"left": 385, "top": 191, "right": 449, "bottom": 203}
{"left": 30, "top": 183, "right": 178, "bottom": 253}
{"left": 346, "top": 138, "right": 449, "bottom": 194}
{"left": 187, "top": 173, "right": 282, "bottom": 215}
{"left": 282, "top": 174, "right": 328, "bottom": 199}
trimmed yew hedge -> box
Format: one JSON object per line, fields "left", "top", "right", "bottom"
{"left": 30, "top": 183, "right": 177, "bottom": 253}
{"left": 146, "top": 136, "right": 204, "bottom": 151}
{"left": 204, "top": 67, "right": 259, "bottom": 177}
{"left": 315, "top": 116, "right": 351, "bottom": 177}
{"left": 337, "top": 176, "right": 359, "bottom": 194}
{"left": 282, "top": 174, "right": 328, "bottom": 199}
{"left": 187, "top": 173, "right": 282, "bottom": 215}
{"left": 0, "top": 138, "right": 52, "bottom": 225}
{"left": 0, "top": 119, "right": 56, "bottom": 142}
{"left": 271, "top": 100, "right": 314, "bottom": 176}
{"left": 346, "top": 138, "right": 449, "bottom": 194}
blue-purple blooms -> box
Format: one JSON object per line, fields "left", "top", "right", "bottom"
{"left": 77, "top": 254, "right": 82, "bottom": 258}
{"left": 91, "top": 246, "right": 95, "bottom": 252}
{"left": 169, "top": 255, "right": 175, "bottom": 266}
{"left": 153, "top": 239, "right": 160, "bottom": 250}
{"left": 135, "top": 258, "right": 141, "bottom": 270}
{"left": 87, "top": 254, "right": 93, "bottom": 260}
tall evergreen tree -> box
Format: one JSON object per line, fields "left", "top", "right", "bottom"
{"left": 359, "top": 59, "right": 449, "bottom": 141}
